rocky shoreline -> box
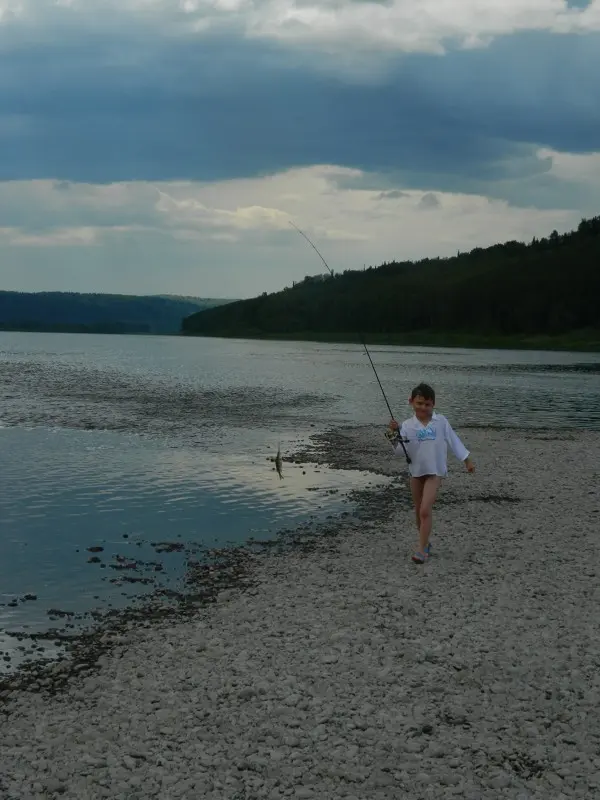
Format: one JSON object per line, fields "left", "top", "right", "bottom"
{"left": 2, "top": 424, "right": 600, "bottom": 799}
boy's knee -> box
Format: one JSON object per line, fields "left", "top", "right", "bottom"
{"left": 420, "top": 506, "right": 432, "bottom": 521}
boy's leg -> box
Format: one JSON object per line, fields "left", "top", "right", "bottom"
{"left": 419, "top": 476, "right": 441, "bottom": 554}
{"left": 410, "top": 477, "right": 425, "bottom": 534}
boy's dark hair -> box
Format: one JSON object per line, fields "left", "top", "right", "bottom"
{"left": 411, "top": 383, "right": 435, "bottom": 403}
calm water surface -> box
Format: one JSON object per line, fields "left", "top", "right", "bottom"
{"left": 1, "top": 332, "right": 600, "bottom": 668}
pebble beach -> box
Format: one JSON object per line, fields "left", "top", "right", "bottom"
{"left": 2, "top": 424, "right": 600, "bottom": 800}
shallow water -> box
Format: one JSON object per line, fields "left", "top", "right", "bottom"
{"left": 1, "top": 332, "right": 600, "bottom": 670}
{"left": 2, "top": 332, "right": 599, "bottom": 434}
{"left": 0, "top": 425, "right": 383, "bottom": 664}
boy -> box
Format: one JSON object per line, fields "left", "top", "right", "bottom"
{"left": 388, "top": 382, "right": 474, "bottom": 564}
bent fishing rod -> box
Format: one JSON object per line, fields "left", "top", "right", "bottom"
{"left": 289, "top": 221, "right": 411, "bottom": 464}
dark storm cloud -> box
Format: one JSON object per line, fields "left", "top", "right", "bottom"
{"left": 0, "top": 23, "right": 599, "bottom": 198}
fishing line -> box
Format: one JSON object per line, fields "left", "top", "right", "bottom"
{"left": 289, "top": 221, "right": 411, "bottom": 464}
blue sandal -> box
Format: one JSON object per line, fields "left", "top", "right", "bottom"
{"left": 411, "top": 551, "right": 427, "bottom": 564}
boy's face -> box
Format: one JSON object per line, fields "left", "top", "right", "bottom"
{"left": 410, "top": 393, "right": 434, "bottom": 420}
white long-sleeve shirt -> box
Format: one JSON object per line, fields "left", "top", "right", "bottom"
{"left": 392, "top": 412, "right": 469, "bottom": 477}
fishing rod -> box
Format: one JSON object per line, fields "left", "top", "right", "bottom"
{"left": 289, "top": 221, "right": 411, "bottom": 464}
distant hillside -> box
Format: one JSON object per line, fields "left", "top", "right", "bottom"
{"left": 181, "top": 216, "right": 600, "bottom": 351}
{"left": 0, "top": 291, "right": 235, "bottom": 335}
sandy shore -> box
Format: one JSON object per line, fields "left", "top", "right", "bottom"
{"left": 2, "top": 425, "right": 600, "bottom": 799}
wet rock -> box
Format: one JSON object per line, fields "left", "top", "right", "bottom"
{"left": 151, "top": 541, "right": 185, "bottom": 554}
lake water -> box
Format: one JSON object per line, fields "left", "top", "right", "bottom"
{"left": 1, "top": 332, "right": 600, "bottom": 670}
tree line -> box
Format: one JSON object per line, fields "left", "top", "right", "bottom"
{"left": 181, "top": 216, "right": 600, "bottom": 347}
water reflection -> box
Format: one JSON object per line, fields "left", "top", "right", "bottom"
{"left": 0, "top": 425, "right": 387, "bottom": 645}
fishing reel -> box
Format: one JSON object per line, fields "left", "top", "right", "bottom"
{"left": 385, "top": 427, "right": 410, "bottom": 445}
{"left": 385, "top": 427, "right": 400, "bottom": 445}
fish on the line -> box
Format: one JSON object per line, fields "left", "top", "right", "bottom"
{"left": 275, "top": 442, "right": 283, "bottom": 479}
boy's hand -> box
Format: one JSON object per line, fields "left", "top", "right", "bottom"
{"left": 465, "top": 458, "right": 475, "bottom": 474}
{"left": 389, "top": 419, "right": 399, "bottom": 431}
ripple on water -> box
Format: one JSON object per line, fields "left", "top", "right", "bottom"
{"left": 0, "top": 425, "right": 389, "bottom": 669}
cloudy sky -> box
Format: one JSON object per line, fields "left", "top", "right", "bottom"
{"left": 1, "top": 0, "right": 599, "bottom": 299}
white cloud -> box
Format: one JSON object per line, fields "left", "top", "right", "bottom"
{"left": 0, "top": 152, "right": 593, "bottom": 296}
{"left": 243, "top": 0, "right": 600, "bottom": 54}
{"left": 538, "top": 146, "right": 600, "bottom": 185}
{"left": 0, "top": 223, "right": 150, "bottom": 247}
{"left": 0, "top": 226, "right": 100, "bottom": 246}
{"left": 417, "top": 192, "right": 441, "bottom": 210}
{"left": 155, "top": 190, "right": 292, "bottom": 233}
{"left": 153, "top": 182, "right": 369, "bottom": 242}
{"left": 1, "top": 0, "right": 600, "bottom": 54}
{"left": 0, "top": 180, "right": 136, "bottom": 214}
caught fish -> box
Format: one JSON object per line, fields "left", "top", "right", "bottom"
{"left": 275, "top": 442, "right": 283, "bottom": 479}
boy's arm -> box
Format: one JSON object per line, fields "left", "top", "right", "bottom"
{"left": 444, "top": 419, "right": 473, "bottom": 469}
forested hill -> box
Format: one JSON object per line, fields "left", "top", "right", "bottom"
{"left": 0, "top": 292, "right": 234, "bottom": 335}
{"left": 181, "top": 216, "right": 600, "bottom": 350}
